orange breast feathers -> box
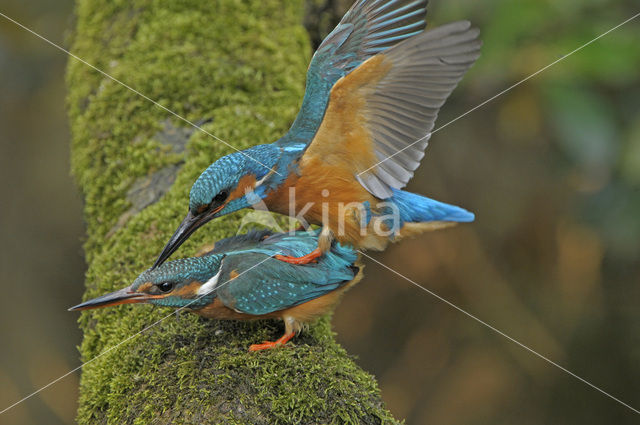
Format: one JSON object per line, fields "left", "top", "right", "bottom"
{"left": 263, "top": 163, "right": 383, "bottom": 247}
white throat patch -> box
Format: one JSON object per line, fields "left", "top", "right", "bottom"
{"left": 197, "top": 267, "right": 222, "bottom": 295}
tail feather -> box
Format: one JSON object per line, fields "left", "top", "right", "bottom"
{"left": 391, "top": 189, "right": 474, "bottom": 224}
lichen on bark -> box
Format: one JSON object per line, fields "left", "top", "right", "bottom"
{"left": 67, "top": 0, "right": 399, "bottom": 423}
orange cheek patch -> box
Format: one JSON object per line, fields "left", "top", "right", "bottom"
{"left": 229, "top": 270, "right": 239, "bottom": 279}
{"left": 227, "top": 174, "right": 258, "bottom": 203}
{"left": 172, "top": 281, "right": 203, "bottom": 297}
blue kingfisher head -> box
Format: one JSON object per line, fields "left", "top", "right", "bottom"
{"left": 154, "top": 144, "right": 279, "bottom": 268}
{"left": 69, "top": 255, "right": 224, "bottom": 311}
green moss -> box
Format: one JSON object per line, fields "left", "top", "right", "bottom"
{"left": 67, "top": 0, "right": 399, "bottom": 423}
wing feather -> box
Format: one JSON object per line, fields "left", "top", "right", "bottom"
{"left": 216, "top": 254, "right": 356, "bottom": 316}
{"left": 277, "top": 0, "right": 429, "bottom": 147}
{"left": 303, "top": 21, "right": 481, "bottom": 199}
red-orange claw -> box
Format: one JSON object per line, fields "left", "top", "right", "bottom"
{"left": 274, "top": 248, "right": 323, "bottom": 265}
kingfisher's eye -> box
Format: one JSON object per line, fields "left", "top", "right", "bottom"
{"left": 213, "top": 190, "right": 229, "bottom": 204}
{"left": 156, "top": 282, "right": 174, "bottom": 293}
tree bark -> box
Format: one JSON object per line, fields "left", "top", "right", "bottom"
{"left": 67, "top": 0, "right": 398, "bottom": 423}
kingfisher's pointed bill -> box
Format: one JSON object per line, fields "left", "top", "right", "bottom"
{"left": 68, "top": 286, "right": 151, "bottom": 311}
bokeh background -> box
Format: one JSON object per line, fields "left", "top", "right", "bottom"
{"left": 1, "top": 0, "right": 638, "bottom": 424}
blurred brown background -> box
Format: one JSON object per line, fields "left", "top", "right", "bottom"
{"left": 1, "top": 0, "right": 639, "bottom": 424}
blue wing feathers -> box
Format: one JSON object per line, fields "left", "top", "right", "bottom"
{"left": 214, "top": 230, "right": 359, "bottom": 316}
{"left": 369, "top": 20, "right": 423, "bottom": 38}
{"left": 365, "top": 30, "right": 423, "bottom": 47}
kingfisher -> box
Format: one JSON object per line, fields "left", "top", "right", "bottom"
{"left": 154, "top": 0, "right": 481, "bottom": 267}
{"left": 70, "top": 230, "right": 362, "bottom": 351}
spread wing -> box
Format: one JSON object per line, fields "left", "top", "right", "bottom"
{"left": 216, "top": 253, "right": 357, "bottom": 316}
{"left": 300, "top": 21, "right": 481, "bottom": 199}
{"left": 277, "top": 0, "right": 429, "bottom": 146}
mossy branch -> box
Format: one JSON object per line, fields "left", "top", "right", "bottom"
{"left": 67, "top": 0, "right": 398, "bottom": 423}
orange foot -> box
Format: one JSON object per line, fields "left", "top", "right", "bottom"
{"left": 274, "top": 247, "right": 322, "bottom": 265}
{"left": 249, "top": 332, "right": 296, "bottom": 352}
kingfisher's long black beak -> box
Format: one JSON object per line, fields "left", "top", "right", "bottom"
{"left": 68, "top": 286, "right": 148, "bottom": 311}
{"left": 153, "top": 211, "right": 203, "bottom": 269}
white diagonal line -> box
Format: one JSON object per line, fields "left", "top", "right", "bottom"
{"left": 0, "top": 11, "right": 282, "bottom": 176}
{"left": 3, "top": 4, "right": 638, "bottom": 418}
{"left": 0, "top": 255, "right": 273, "bottom": 415}
{"left": 357, "top": 250, "right": 640, "bottom": 415}
{"left": 358, "top": 11, "right": 640, "bottom": 177}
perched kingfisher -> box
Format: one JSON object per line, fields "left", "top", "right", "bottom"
{"left": 70, "top": 230, "right": 362, "bottom": 351}
{"left": 154, "top": 0, "right": 481, "bottom": 267}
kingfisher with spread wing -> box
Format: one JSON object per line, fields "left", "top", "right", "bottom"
{"left": 154, "top": 0, "right": 481, "bottom": 267}
{"left": 70, "top": 230, "right": 362, "bottom": 351}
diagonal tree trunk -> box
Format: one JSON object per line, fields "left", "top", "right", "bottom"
{"left": 67, "top": 0, "right": 398, "bottom": 423}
